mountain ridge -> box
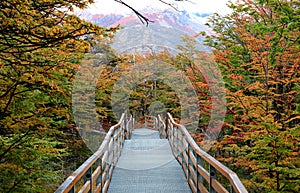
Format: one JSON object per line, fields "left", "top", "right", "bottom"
{"left": 76, "top": 7, "right": 209, "bottom": 33}
{"left": 76, "top": 8, "right": 211, "bottom": 53}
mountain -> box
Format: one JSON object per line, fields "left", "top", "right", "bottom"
{"left": 76, "top": 7, "right": 211, "bottom": 53}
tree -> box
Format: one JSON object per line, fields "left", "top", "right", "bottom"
{"left": 0, "top": 0, "right": 116, "bottom": 192}
{"left": 203, "top": 0, "right": 300, "bottom": 192}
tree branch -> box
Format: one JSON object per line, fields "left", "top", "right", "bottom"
{"left": 114, "top": 0, "right": 154, "bottom": 26}
{"left": 158, "top": 0, "right": 181, "bottom": 12}
{"left": 113, "top": 0, "right": 194, "bottom": 25}
{"left": 0, "top": 128, "right": 32, "bottom": 163}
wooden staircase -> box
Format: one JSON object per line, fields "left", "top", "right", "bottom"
{"left": 55, "top": 113, "right": 248, "bottom": 193}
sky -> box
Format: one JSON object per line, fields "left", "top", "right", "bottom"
{"left": 83, "top": 0, "right": 234, "bottom": 16}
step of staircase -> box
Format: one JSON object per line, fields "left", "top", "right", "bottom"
{"left": 108, "top": 128, "right": 191, "bottom": 193}
{"left": 130, "top": 128, "right": 160, "bottom": 139}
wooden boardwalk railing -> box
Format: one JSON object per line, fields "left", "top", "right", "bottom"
{"left": 56, "top": 112, "right": 247, "bottom": 193}
{"left": 156, "top": 113, "right": 248, "bottom": 193}
{"left": 55, "top": 113, "right": 134, "bottom": 193}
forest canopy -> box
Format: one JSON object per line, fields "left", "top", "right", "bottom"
{"left": 202, "top": 0, "right": 300, "bottom": 192}
{"left": 0, "top": 0, "right": 117, "bottom": 192}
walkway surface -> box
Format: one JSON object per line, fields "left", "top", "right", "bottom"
{"left": 108, "top": 128, "right": 191, "bottom": 193}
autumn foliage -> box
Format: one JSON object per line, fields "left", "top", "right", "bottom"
{"left": 203, "top": 0, "right": 300, "bottom": 192}
{"left": 1, "top": 0, "right": 299, "bottom": 192}
{"left": 0, "top": 0, "right": 117, "bottom": 192}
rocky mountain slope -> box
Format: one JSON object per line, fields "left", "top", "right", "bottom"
{"left": 76, "top": 7, "right": 211, "bottom": 53}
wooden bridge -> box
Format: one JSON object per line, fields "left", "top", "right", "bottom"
{"left": 55, "top": 113, "right": 248, "bottom": 193}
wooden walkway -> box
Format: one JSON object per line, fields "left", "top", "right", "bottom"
{"left": 107, "top": 128, "right": 191, "bottom": 192}
{"left": 55, "top": 113, "right": 248, "bottom": 193}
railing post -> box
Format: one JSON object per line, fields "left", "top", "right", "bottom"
{"left": 84, "top": 167, "right": 92, "bottom": 193}
{"left": 180, "top": 139, "right": 184, "bottom": 163}
{"left": 96, "top": 158, "right": 102, "bottom": 193}
{"left": 190, "top": 147, "right": 197, "bottom": 192}
{"left": 171, "top": 125, "right": 174, "bottom": 150}
{"left": 187, "top": 143, "right": 191, "bottom": 186}
{"left": 209, "top": 165, "right": 217, "bottom": 193}
{"left": 165, "top": 115, "right": 169, "bottom": 139}
{"left": 124, "top": 116, "right": 128, "bottom": 140}
{"left": 176, "top": 126, "right": 179, "bottom": 157}
{"left": 196, "top": 155, "right": 204, "bottom": 193}
{"left": 105, "top": 136, "right": 110, "bottom": 183}
{"left": 181, "top": 138, "right": 186, "bottom": 175}
{"left": 111, "top": 133, "right": 115, "bottom": 166}
{"left": 230, "top": 185, "right": 237, "bottom": 193}
{"left": 69, "top": 187, "right": 75, "bottom": 193}
{"left": 157, "top": 116, "right": 161, "bottom": 138}
{"left": 171, "top": 124, "right": 174, "bottom": 149}
{"left": 132, "top": 117, "right": 134, "bottom": 135}
{"left": 117, "top": 127, "right": 120, "bottom": 159}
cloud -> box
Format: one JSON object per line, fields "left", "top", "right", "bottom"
{"left": 82, "top": 0, "right": 233, "bottom": 15}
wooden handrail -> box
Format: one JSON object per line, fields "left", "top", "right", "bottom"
{"left": 125, "top": 115, "right": 134, "bottom": 139}
{"left": 55, "top": 113, "right": 134, "bottom": 193}
{"left": 143, "top": 115, "right": 156, "bottom": 129}
{"left": 157, "top": 115, "right": 166, "bottom": 138}
{"left": 157, "top": 113, "right": 248, "bottom": 193}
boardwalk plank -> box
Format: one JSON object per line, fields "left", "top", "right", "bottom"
{"left": 108, "top": 128, "right": 191, "bottom": 193}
